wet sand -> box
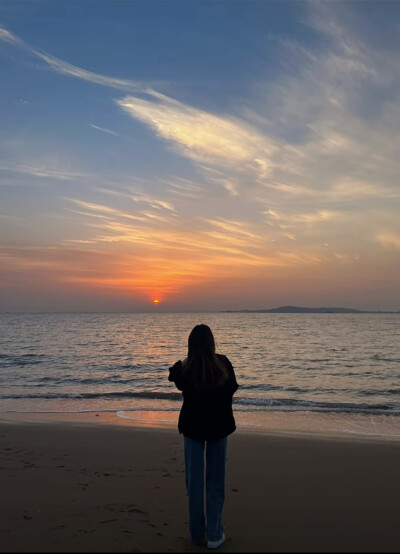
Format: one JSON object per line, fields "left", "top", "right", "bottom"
{"left": 0, "top": 414, "right": 399, "bottom": 552}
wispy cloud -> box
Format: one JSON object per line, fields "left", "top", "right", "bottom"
{"left": 161, "top": 177, "right": 205, "bottom": 197}
{"left": 376, "top": 232, "right": 400, "bottom": 250}
{"left": 64, "top": 198, "right": 147, "bottom": 223}
{"left": 0, "top": 24, "right": 150, "bottom": 93}
{"left": 0, "top": 25, "right": 22, "bottom": 45}
{"left": 0, "top": 162, "right": 88, "bottom": 181}
{"left": 89, "top": 124, "right": 120, "bottom": 137}
{"left": 116, "top": 93, "right": 276, "bottom": 168}
{"left": 89, "top": 186, "right": 177, "bottom": 213}
{"left": 0, "top": 214, "right": 21, "bottom": 221}
{"left": 62, "top": 195, "right": 335, "bottom": 278}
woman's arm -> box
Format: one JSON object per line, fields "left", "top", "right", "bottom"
{"left": 222, "top": 355, "right": 239, "bottom": 394}
{"left": 168, "top": 360, "right": 185, "bottom": 391}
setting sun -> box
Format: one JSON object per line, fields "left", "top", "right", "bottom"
{"left": 153, "top": 299, "right": 160, "bottom": 304}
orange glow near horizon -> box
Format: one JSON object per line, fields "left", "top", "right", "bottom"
{"left": 153, "top": 298, "right": 160, "bottom": 304}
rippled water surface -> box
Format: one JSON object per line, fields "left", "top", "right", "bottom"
{"left": 1, "top": 312, "right": 399, "bottom": 424}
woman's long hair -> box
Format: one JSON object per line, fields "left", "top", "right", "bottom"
{"left": 182, "top": 324, "right": 229, "bottom": 391}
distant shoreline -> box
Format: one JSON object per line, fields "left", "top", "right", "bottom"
{"left": 221, "top": 305, "right": 400, "bottom": 314}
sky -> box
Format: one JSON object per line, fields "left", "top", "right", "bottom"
{"left": 1, "top": 0, "right": 400, "bottom": 313}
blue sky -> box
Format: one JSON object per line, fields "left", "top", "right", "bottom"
{"left": 1, "top": 1, "right": 400, "bottom": 312}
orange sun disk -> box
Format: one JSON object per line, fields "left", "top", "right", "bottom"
{"left": 153, "top": 299, "right": 160, "bottom": 304}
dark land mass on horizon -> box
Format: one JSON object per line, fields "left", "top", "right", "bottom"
{"left": 222, "top": 305, "right": 400, "bottom": 314}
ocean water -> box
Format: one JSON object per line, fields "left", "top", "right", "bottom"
{"left": 1, "top": 312, "right": 399, "bottom": 439}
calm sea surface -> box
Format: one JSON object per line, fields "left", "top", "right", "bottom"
{"left": 1, "top": 312, "right": 399, "bottom": 438}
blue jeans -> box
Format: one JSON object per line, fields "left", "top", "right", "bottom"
{"left": 184, "top": 436, "right": 227, "bottom": 543}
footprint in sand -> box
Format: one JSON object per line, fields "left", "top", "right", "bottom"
{"left": 104, "top": 503, "right": 148, "bottom": 515}
{"left": 128, "top": 507, "right": 147, "bottom": 514}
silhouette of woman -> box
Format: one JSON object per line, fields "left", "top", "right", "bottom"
{"left": 168, "top": 324, "right": 239, "bottom": 549}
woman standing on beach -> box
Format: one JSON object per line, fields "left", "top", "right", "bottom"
{"left": 168, "top": 324, "right": 239, "bottom": 549}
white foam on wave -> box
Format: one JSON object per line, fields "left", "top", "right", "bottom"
{"left": 343, "top": 429, "right": 400, "bottom": 438}
{"left": 116, "top": 410, "right": 177, "bottom": 424}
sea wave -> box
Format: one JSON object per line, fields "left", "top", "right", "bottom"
{"left": 1, "top": 390, "right": 399, "bottom": 416}
{"left": 0, "top": 353, "right": 48, "bottom": 366}
{"left": 0, "top": 391, "right": 183, "bottom": 401}
{"left": 234, "top": 396, "right": 400, "bottom": 415}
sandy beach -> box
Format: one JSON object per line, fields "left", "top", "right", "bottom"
{"left": 0, "top": 413, "right": 399, "bottom": 553}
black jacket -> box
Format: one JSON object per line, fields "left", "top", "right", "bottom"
{"left": 168, "top": 354, "right": 239, "bottom": 441}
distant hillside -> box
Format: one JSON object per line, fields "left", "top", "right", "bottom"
{"left": 222, "top": 306, "right": 397, "bottom": 314}
{"left": 257, "top": 306, "right": 364, "bottom": 313}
